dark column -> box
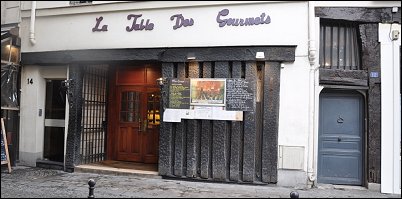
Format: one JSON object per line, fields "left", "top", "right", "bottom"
{"left": 65, "top": 64, "right": 84, "bottom": 172}
{"left": 174, "top": 62, "right": 186, "bottom": 176}
{"left": 242, "top": 61, "right": 257, "bottom": 182}
{"left": 230, "top": 61, "right": 243, "bottom": 181}
{"left": 212, "top": 61, "right": 230, "bottom": 180}
{"left": 360, "top": 24, "right": 381, "bottom": 183}
{"left": 262, "top": 62, "right": 281, "bottom": 183}
{"left": 159, "top": 63, "right": 174, "bottom": 176}
{"left": 200, "top": 62, "right": 213, "bottom": 179}
{"left": 186, "top": 61, "right": 200, "bottom": 177}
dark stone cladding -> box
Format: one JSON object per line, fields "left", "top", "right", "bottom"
{"left": 157, "top": 46, "right": 293, "bottom": 184}
{"left": 21, "top": 46, "right": 296, "bottom": 65}
{"left": 65, "top": 64, "right": 84, "bottom": 172}
{"left": 316, "top": 7, "right": 401, "bottom": 24}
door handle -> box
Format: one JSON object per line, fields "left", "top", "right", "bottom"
{"left": 143, "top": 117, "right": 148, "bottom": 132}
{"left": 138, "top": 118, "right": 142, "bottom": 132}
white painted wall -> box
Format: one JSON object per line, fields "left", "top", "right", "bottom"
{"left": 314, "top": 1, "right": 400, "bottom": 7}
{"left": 19, "top": 1, "right": 309, "bottom": 56}
{"left": 19, "top": 65, "right": 67, "bottom": 166}
{"left": 1, "top": 1, "right": 21, "bottom": 25}
{"left": 1, "top": 1, "right": 5, "bottom": 24}
{"left": 379, "top": 23, "right": 401, "bottom": 194}
{"left": 278, "top": 56, "right": 311, "bottom": 170}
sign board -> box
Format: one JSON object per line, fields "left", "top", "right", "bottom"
{"left": 190, "top": 78, "right": 226, "bottom": 106}
{"left": 1, "top": 118, "right": 12, "bottom": 173}
{"left": 168, "top": 78, "right": 254, "bottom": 110}
{"left": 163, "top": 78, "right": 256, "bottom": 122}
{"left": 165, "top": 78, "right": 255, "bottom": 122}
{"left": 225, "top": 78, "right": 255, "bottom": 111}
{"left": 168, "top": 78, "right": 190, "bottom": 109}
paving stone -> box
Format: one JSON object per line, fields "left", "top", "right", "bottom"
{"left": 1, "top": 166, "right": 400, "bottom": 198}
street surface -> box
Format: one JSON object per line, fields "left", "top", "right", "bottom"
{"left": 1, "top": 166, "right": 400, "bottom": 198}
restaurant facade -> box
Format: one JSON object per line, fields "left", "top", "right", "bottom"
{"left": 4, "top": 1, "right": 400, "bottom": 194}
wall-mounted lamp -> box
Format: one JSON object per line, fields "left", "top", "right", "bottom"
{"left": 187, "top": 52, "right": 196, "bottom": 60}
{"left": 256, "top": 52, "right": 265, "bottom": 60}
{"left": 156, "top": 77, "right": 167, "bottom": 89}
{"left": 61, "top": 79, "right": 74, "bottom": 108}
{"left": 1, "top": 37, "right": 21, "bottom": 64}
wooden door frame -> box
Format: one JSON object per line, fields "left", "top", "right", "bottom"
{"left": 106, "top": 64, "right": 162, "bottom": 162}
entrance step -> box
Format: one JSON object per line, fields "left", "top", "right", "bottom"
{"left": 75, "top": 164, "right": 161, "bottom": 179}
{"left": 36, "top": 160, "right": 64, "bottom": 170}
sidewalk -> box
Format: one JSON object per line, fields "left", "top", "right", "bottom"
{"left": 1, "top": 165, "right": 400, "bottom": 198}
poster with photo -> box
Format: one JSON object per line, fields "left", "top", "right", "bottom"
{"left": 190, "top": 78, "right": 226, "bottom": 106}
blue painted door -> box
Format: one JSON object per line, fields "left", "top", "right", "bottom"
{"left": 318, "top": 91, "right": 364, "bottom": 185}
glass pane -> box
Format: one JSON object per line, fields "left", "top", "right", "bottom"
{"left": 135, "top": 97, "right": 139, "bottom": 115}
{"left": 320, "top": 26, "right": 325, "bottom": 67}
{"left": 324, "top": 26, "right": 332, "bottom": 68}
{"left": 120, "top": 112, "right": 127, "bottom": 122}
{"left": 338, "top": 26, "right": 345, "bottom": 68}
{"left": 122, "top": 92, "right": 127, "bottom": 101}
{"left": 128, "top": 92, "right": 134, "bottom": 100}
{"left": 134, "top": 111, "right": 139, "bottom": 122}
{"left": 320, "top": 22, "right": 360, "bottom": 70}
{"left": 353, "top": 27, "right": 360, "bottom": 70}
{"left": 332, "top": 26, "right": 338, "bottom": 68}
{"left": 345, "top": 26, "right": 351, "bottom": 69}
{"left": 128, "top": 101, "right": 134, "bottom": 110}
{"left": 127, "top": 112, "right": 133, "bottom": 122}
{"left": 121, "top": 100, "right": 127, "bottom": 111}
{"left": 147, "top": 92, "right": 160, "bottom": 125}
{"left": 45, "top": 80, "right": 66, "bottom": 119}
{"left": 135, "top": 92, "right": 140, "bottom": 102}
{"left": 351, "top": 27, "right": 357, "bottom": 70}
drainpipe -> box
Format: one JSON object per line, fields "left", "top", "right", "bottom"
{"left": 29, "top": 1, "right": 36, "bottom": 45}
{"left": 307, "top": 0, "right": 318, "bottom": 187}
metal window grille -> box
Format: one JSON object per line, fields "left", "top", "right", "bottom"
{"left": 319, "top": 21, "right": 361, "bottom": 70}
{"left": 80, "top": 65, "right": 108, "bottom": 164}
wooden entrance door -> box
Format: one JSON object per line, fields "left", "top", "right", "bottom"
{"left": 116, "top": 86, "right": 160, "bottom": 163}
{"left": 114, "top": 65, "right": 161, "bottom": 163}
{"left": 116, "top": 86, "right": 146, "bottom": 162}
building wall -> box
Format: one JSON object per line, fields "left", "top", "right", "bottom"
{"left": 315, "top": 4, "right": 400, "bottom": 193}
{"left": 1, "top": 1, "right": 21, "bottom": 25}
{"left": 379, "top": 23, "right": 401, "bottom": 194}
{"left": 18, "top": 1, "right": 312, "bottom": 185}
{"left": 16, "top": 0, "right": 401, "bottom": 189}
{"left": 19, "top": 65, "right": 67, "bottom": 166}
{"left": 19, "top": 1, "right": 308, "bottom": 54}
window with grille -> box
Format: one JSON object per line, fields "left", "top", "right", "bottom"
{"left": 319, "top": 20, "right": 361, "bottom": 70}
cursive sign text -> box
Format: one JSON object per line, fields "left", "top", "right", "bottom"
{"left": 216, "top": 9, "right": 271, "bottom": 27}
